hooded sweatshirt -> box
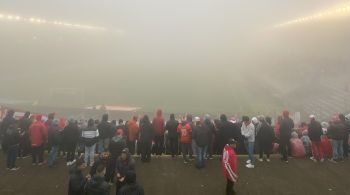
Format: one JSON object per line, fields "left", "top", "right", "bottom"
{"left": 29, "top": 115, "right": 48, "bottom": 147}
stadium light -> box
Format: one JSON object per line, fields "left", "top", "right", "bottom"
{"left": 275, "top": 4, "right": 350, "bottom": 28}
{"left": 0, "top": 12, "right": 107, "bottom": 31}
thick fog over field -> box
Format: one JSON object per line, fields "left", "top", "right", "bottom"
{"left": 0, "top": 0, "right": 349, "bottom": 116}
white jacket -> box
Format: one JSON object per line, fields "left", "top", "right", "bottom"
{"left": 241, "top": 122, "right": 255, "bottom": 142}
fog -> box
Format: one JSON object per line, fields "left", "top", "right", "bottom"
{"left": 0, "top": 0, "right": 349, "bottom": 116}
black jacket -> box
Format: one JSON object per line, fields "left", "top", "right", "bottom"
{"left": 139, "top": 123, "right": 154, "bottom": 143}
{"left": 308, "top": 120, "right": 322, "bottom": 142}
{"left": 19, "top": 117, "right": 32, "bottom": 134}
{"left": 48, "top": 125, "right": 62, "bottom": 146}
{"left": 256, "top": 121, "right": 274, "bottom": 143}
{"left": 63, "top": 123, "right": 80, "bottom": 145}
{"left": 280, "top": 117, "right": 294, "bottom": 141}
{"left": 328, "top": 122, "right": 346, "bottom": 140}
{"left": 68, "top": 166, "right": 86, "bottom": 195}
{"left": 116, "top": 156, "right": 135, "bottom": 177}
{"left": 4, "top": 127, "right": 20, "bottom": 147}
{"left": 118, "top": 183, "right": 144, "bottom": 195}
{"left": 1, "top": 116, "right": 16, "bottom": 137}
{"left": 97, "top": 121, "right": 112, "bottom": 139}
{"left": 85, "top": 175, "right": 110, "bottom": 195}
{"left": 192, "top": 125, "right": 210, "bottom": 147}
{"left": 109, "top": 136, "right": 127, "bottom": 159}
{"left": 165, "top": 119, "right": 179, "bottom": 139}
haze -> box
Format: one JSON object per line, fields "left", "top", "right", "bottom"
{"left": 0, "top": 0, "right": 349, "bottom": 118}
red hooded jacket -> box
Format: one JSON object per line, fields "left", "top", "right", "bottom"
{"left": 152, "top": 109, "right": 165, "bottom": 136}
{"left": 29, "top": 115, "right": 48, "bottom": 147}
{"left": 222, "top": 144, "right": 238, "bottom": 182}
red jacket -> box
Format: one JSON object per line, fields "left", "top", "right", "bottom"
{"left": 153, "top": 117, "right": 165, "bottom": 136}
{"left": 128, "top": 119, "right": 139, "bottom": 142}
{"left": 177, "top": 123, "right": 192, "bottom": 143}
{"left": 222, "top": 144, "right": 238, "bottom": 182}
{"left": 29, "top": 115, "right": 48, "bottom": 147}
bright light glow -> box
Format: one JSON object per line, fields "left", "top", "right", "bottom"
{"left": 275, "top": 4, "right": 350, "bottom": 28}
{"left": 0, "top": 12, "right": 106, "bottom": 31}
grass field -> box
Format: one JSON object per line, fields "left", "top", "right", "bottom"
{"left": 0, "top": 154, "right": 349, "bottom": 195}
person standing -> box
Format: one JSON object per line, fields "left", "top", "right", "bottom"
{"left": 256, "top": 117, "right": 274, "bottom": 162}
{"left": 279, "top": 110, "right": 294, "bottom": 163}
{"left": 1, "top": 110, "right": 16, "bottom": 150}
{"left": 4, "top": 122, "right": 20, "bottom": 170}
{"left": 82, "top": 119, "right": 99, "bottom": 166}
{"left": 203, "top": 114, "right": 216, "bottom": 159}
{"left": 165, "top": 114, "right": 179, "bottom": 158}
{"left": 222, "top": 139, "right": 238, "bottom": 195}
{"left": 18, "top": 111, "right": 32, "bottom": 158}
{"left": 29, "top": 115, "right": 48, "bottom": 166}
{"left": 308, "top": 115, "right": 324, "bottom": 162}
{"left": 241, "top": 116, "right": 255, "bottom": 168}
{"left": 177, "top": 118, "right": 192, "bottom": 164}
{"left": 63, "top": 119, "right": 80, "bottom": 166}
{"left": 97, "top": 114, "right": 112, "bottom": 153}
{"left": 48, "top": 119, "right": 62, "bottom": 167}
{"left": 139, "top": 115, "right": 154, "bottom": 162}
{"left": 127, "top": 116, "right": 139, "bottom": 155}
{"left": 339, "top": 114, "right": 350, "bottom": 158}
{"left": 152, "top": 109, "right": 165, "bottom": 157}
{"left": 328, "top": 115, "right": 346, "bottom": 162}
{"left": 192, "top": 117, "right": 210, "bottom": 169}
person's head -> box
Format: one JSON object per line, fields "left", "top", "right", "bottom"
{"left": 132, "top": 116, "right": 138, "bottom": 122}
{"left": 291, "top": 131, "right": 298, "bottom": 139}
{"left": 302, "top": 130, "right": 308, "bottom": 136}
{"left": 265, "top": 116, "right": 272, "bottom": 125}
{"left": 142, "top": 115, "right": 150, "bottom": 125}
{"left": 282, "top": 110, "right": 289, "bottom": 118}
{"left": 111, "top": 120, "right": 117, "bottom": 126}
{"left": 156, "top": 109, "right": 163, "bottom": 118}
{"left": 7, "top": 110, "right": 15, "bottom": 118}
{"left": 170, "top": 113, "right": 175, "bottom": 120}
{"left": 48, "top": 113, "right": 55, "bottom": 120}
{"left": 121, "top": 148, "right": 129, "bottom": 161}
{"left": 186, "top": 114, "right": 193, "bottom": 122}
{"left": 102, "top": 114, "right": 108, "bottom": 122}
{"left": 36, "top": 114, "right": 43, "bottom": 122}
{"left": 24, "top": 111, "right": 30, "bottom": 118}
{"left": 125, "top": 171, "right": 137, "bottom": 184}
{"left": 220, "top": 114, "right": 227, "bottom": 122}
{"left": 228, "top": 139, "right": 237, "bottom": 149}
{"left": 94, "top": 119, "right": 100, "bottom": 125}
{"left": 100, "top": 151, "right": 110, "bottom": 162}
{"left": 242, "top": 116, "right": 250, "bottom": 125}
{"left": 52, "top": 119, "right": 59, "bottom": 126}
{"left": 309, "top": 115, "right": 316, "bottom": 122}
{"left": 118, "top": 119, "right": 124, "bottom": 125}
{"left": 96, "top": 164, "right": 106, "bottom": 177}
{"left": 116, "top": 128, "right": 124, "bottom": 136}
{"left": 339, "top": 114, "right": 346, "bottom": 122}
{"left": 251, "top": 117, "right": 259, "bottom": 125}
{"left": 76, "top": 158, "right": 86, "bottom": 171}
{"left": 88, "top": 119, "right": 94, "bottom": 127}
{"left": 194, "top": 117, "right": 201, "bottom": 126}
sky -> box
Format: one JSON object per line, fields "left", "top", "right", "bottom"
{"left": 0, "top": 0, "right": 349, "bottom": 115}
